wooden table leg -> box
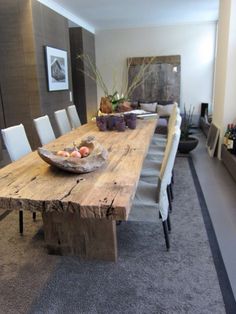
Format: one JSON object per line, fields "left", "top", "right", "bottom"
{"left": 42, "top": 212, "right": 117, "bottom": 262}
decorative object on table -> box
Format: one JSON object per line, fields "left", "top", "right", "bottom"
{"left": 96, "top": 113, "right": 137, "bottom": 132}
{"left": 77, "top": 54, "right": 156, "bottom": 113}
{"left": 37, "top": 136, "right": 108, "bottom": 173}
{"left": 124, "top": 113, "right": 137, "bottom": 129}
{"left": 45, "top": 46, "right": 69, "bottom": 91}
{"left": 178, "top": 105, "right": 199, "bottom": 154}
{"left": 96, "top": 116, "right": 107, "bottom": 131}
{"left": 107, "top": 115, "right": 117, "bottom": 130}
{"left": 115, "top": 116, "right": 126, "bottom": 132}
{"left": 100, "top": 97, "right": 113, "bottom": 114}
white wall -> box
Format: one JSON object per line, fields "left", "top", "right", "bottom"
{"left": 95, "top": 22, "right": 217, "bottom": 117}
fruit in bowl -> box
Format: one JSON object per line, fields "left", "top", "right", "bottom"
{"left": 79, "top": 146, "right": 90, "bottom": 157}
{"left": 70, "top": 150, "right": 81, "bottom": 158}
{"left": 56, "top": 150, "right": 70, "bottom": 158}
{"left": 37, "top": 136, "right": 108, "bottom": 173}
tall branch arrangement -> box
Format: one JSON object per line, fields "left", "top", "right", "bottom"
{"left": 77, "top": 54, "right": 156, "bottom": 101}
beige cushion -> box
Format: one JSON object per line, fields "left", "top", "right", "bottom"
{"left": 157, "top": 104, "right": 175, "bottom": 117}
{"left": 139, "top": 102, "right": 157, "bottom": 113}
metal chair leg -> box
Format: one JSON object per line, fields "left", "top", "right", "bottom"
{"left": 167, "top": 185, "right": 172, "bottom": 212}
{"left": 33, "top": 212, "right": 36, "bottom": 221}
{"left": 169, "top": 183, "right": 174, "bottom": 201}
{"left": 19, "top": 210, "right": 23, "bottom": 235}
{"left": 171, "top": 170, "right": 174, "bottom": 184}
{"left": 162, "top": 220, "right": 170, "bottom": 250}
{"left": 167, "top": 213, "right": 171, "bottom": 232}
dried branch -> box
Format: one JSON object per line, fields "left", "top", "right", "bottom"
{"left": 77, "top": 54, "right": 156, "bottom": 101}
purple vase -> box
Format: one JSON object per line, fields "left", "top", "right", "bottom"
{"left": 125, "top": 113, "right": 137, "bottom": 129}
{"left": 115, "top": 116, "right": 126, "bottom": 132}
{"left": 96, "top": 116, "right": 107, "bottom": 131}
{"left": 107, "top": 115, "right": 116, "bottom": 130}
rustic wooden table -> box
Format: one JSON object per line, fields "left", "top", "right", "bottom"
{"left": 0, "top": 119, "right": 157, "bottom": 261}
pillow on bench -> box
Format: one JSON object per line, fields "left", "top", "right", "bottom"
{"left": 139, "top": 101, "right": 157, "bottom": 113}
{"left": 157, "top": 103, "right": 176, "bottom": 117}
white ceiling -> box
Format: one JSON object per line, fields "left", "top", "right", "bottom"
{"left": 38, "top": 0, "right": 219, "bottom": 33}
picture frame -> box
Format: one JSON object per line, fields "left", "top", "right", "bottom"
{"left": 206, "top": 123, "right": 220, "bottom": 157}
{"left": 45, "top": 46, "right": 69, "bottom": 91}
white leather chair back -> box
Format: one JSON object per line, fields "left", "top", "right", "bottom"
{"left": 158, "top": 127, "right": 181, "bottom": 220}
{"left": 160, "top": 121, "right": 181, "bottom": 180}
{"left": 67, "top": 105, "right": 81, "bottom": 129}
{"left": 54, "top": 109, "right": 72, "bottom": 135}
{"left": 167, "top": 103, "right": 178, "bottom": 132}
{"left": 166, "top": 114, "right": 182, "bottom": 145}
{"left": 34, "top": 115, "right": 56, "bottom": 145}
{"left": 1, "top": 124, "right": 32, "bottom": 162}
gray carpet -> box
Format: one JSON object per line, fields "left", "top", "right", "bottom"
{"left": 0, "top": 157, "right": 231, "bottom": 313}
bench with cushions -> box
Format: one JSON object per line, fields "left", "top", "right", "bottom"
{"left": 135, "top": 100, "right": 179, "bottom": 134}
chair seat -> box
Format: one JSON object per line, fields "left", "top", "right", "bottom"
{"left": 153, "top": 133, "right": 167, "bottom": 140}
{"left": 140, "top": 159, "right": 161, "bottom": 183}
{"left": 145, "top": 146, "right": 165, "bottom": 159}
{"left": 151, "top": 134, "right": 167, "bottom": 145}
{"left": 129, "top": 180, "right": 159, "bottom": 222}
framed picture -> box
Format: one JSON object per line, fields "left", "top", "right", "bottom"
{"left": 206, "top": 123, "right": 220, "bottom": 157}
{"left": 45, "top": 46, "right": 69, "bottom": 91}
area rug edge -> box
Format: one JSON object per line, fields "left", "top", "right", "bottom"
{"left": 188, "top": 156, "right": 236, "bottom": 313}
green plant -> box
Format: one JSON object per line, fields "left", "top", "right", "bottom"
{"left": 181, "top": 105, "right": 195, "bottom": 140}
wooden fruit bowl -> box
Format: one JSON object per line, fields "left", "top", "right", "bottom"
{"left": 37, "top": 136, "right": 108, "bottom": 174}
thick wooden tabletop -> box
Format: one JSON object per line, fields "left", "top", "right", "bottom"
{"left": 0, "top": 119, "right": 157, "bottom": 220}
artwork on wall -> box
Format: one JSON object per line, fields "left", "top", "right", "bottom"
{"left": 45, "top": 46, "right": 69, "bottom": 91}
{"left": 127, "top": 55, "right": 181, "bottom": 104}
{"left": 206, "top": 123, "right": 220, "bottom": 157}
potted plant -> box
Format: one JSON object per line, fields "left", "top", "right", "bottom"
{"left": 178, "top": 105, "right": 199, "bottom": 154}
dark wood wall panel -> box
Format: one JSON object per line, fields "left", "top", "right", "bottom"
{"left": 82, "top": 29, "right": 98, "bottom": 122}
{"left": 31, "top": 0, "right": 72, "bottom": 137}
{"left": 69, "top": 27, "right": 97, "bottom": 124}
{"left": 0, "top": 0, "right": 93, "bottom": 153}
{"left": 0, "top": 0, "right": 41, "bottom": 149}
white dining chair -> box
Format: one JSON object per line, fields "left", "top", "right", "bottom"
{"left": 54, "top": 109, "right": 72, "bottom": 135}
{"left": 152, "top": 103, "right": 178, "bottom": 144}
{"left": 67, "top": 105, "right": 81, "bottom": 129}
{"left": 1, "top": 123, "right": 35, "bottom": 234}
{"left": 141, "top": 116, "right": 182, "bottom": 209}
{"left": 1, "top": 123, "right": 32, "bottom": 161}
{"left": 34, "top": 115, "right": 56, "bottom": 145}
{"left": 129, "top": 127, "right": 181, "bottom": 250}
{"left": 147, "top": 114, "right": 182, "bottom": 159}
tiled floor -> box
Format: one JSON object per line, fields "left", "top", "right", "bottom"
{"left": 1, "top": 132, "right": 236, "bottom": 300}
{"left": 191, "top": 131, "right": 236, "bottom": 300}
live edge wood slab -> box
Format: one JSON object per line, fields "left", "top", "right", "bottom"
{"left": 0, "top": 119, "right": 157, "bottom": 261}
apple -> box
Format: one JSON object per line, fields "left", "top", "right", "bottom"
{"left": 70, "top": 150, "right": 81, "bottom": 158}
{"left": 56, "top": 150, "right": 70, "bottom": 157}
{"left": 79, "top": 146, "right": 90, "bottom": 157}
